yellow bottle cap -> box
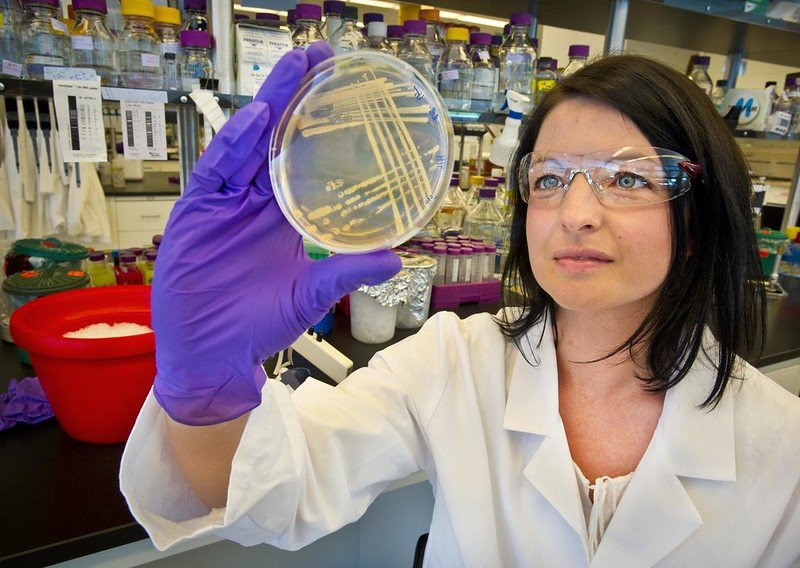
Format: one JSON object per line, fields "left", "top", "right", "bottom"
{"left": 121, "top": 0, "right": 155, "bottom": 19}
{"left": 154, "top": 6, "right": 180, "bottom": 25}
{"left": 397, "top": 3, "right": 418, "bottom": 24}
{"left": 786, "top": 226, "right": 800, "bottom": 241}
{"left": 418, "top": 8, "right": 440, "bottom": 22}
{"left": 470, "top": 175, "right": 485, "bottom": 185}
{"left": 446, "top": 27, "right": 469, "bottom": 43}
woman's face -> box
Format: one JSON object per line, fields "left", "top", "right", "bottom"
{"left": 525, "top": 97, "right": 673, "bottom": 316}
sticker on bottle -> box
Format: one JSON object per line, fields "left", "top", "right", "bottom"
{"left": 160, "top": 43, "right": 179, "bottom": 55}
{"left": 478, "top": 51, "right": 490, "bottom": 61}
{"left": 768, "top": 110, "right": 792, "bottom": 136}
{"left": 141, "top": 53, "right": 160, "bottom": 68}
{"left": 0, "top": 13, "right": 5, "bottom": 29}
{"left": 506, "top": 53, "right": 525, "bottom": 64}
{"left": 50, "top": 17, "right": 68, "bottom": 34}
{"left": 71, "top": 35, "right": 94, "bottom": 50}
{"left": 442, "top": 69, "right": 459, "bottom": 81}
{"left": 2, "top": 60, "right": 22, "bottom": 77}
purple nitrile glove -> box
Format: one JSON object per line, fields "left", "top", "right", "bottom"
{"left": 152, "top": 42, "right": 401, "bottom": 426}
{"left": 0, "top": 377, "right": 54, "bottom": 431}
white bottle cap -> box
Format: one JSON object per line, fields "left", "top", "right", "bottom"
{"left": 368, "top": 21, "right": 387, "bottom": 38}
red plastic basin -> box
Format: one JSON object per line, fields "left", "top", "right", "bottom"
{"left": 9, "top": 285, "right": 155, "bottom": 444}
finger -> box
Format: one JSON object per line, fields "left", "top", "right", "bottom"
{"left": 182, "top": 102, "right": 270, "bottom": 198}
{"left": 300, "top": 250, "right": 403, "bottom": 312}
{"left": 252, "top": 49, "right": 309, "bottom": 109}
{"left": 305, "top": 41, "right": 334, "bottom": 70}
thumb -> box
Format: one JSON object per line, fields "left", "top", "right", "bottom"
{"left": 300, "top": 250, "right": 402, "bottom": 311}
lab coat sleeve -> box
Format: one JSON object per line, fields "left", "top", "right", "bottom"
{"left": 757, "top": 475, "right": 800, "bottom": 567}
{"left": 121, "top": 312, "right": 464, "bottom": 553}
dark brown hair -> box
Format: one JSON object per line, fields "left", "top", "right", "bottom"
{"left": 498, "top": 54, "right": 766, "bottom": 408}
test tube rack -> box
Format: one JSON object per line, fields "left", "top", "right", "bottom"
{"left": 429, "top": 279, "right": 501, "bottom": 309}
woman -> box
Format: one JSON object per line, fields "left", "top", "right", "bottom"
{"left": 120, "top": 42, "right": 800, "bottom": 566}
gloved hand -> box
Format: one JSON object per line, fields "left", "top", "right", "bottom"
{"left": 152, "top": 42, "right": 402, "bottom": 426}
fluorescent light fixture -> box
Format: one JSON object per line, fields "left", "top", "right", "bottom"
{"left": 348, "top": 0, "right": 400, "bottom": 10}
{"left": 439, "top": 9, "right": 507, "bottom": 29}
{"left": 233, "top": 4, "right": 287, "bottom": 16}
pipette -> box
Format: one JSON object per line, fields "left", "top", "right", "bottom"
{"left": 36, "top": 98, "right": 53, "bottom": 170}
{"left": 22, "top": 98, "right": 40, "bottom": 170}
{"left": 4, "top": 96, "right": 20, "bottom": 169}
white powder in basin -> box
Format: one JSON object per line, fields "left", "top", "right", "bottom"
{"left": 63, "top": 322, "right": 153, "bottom": 339}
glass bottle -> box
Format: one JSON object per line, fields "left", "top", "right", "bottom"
{"left": 687, "top": 54, "right": 713, "bottom": 96}
{"left": 436, "top": 175, "right": 467, "bottom": 230}
{"left": 292, "top": 3, "right": 323, "bottom": 48}
{"left": 439, "top": 27, "right": 473, "bottom": 111}
{"left": 774, "top": 76, "right": 800, "bottom": 140}
{"left": 22, "top": 0, "right": 70, "bottom": 79}
{"left": 386, "top": 24, "right": 403, "bottom": 56}
{"left": 489, "top": 34, "right": 502, "bottom": 59}
{"left": 321, "top": 0, "right": 343, "bottom": 41}
{"left": 86, "top": 251, "right": 116, "bottom": 287}
{"left": 180, "top": 29, "right": 213, "bottom": 90}
{"left": 71, "top": 0, "right": 117, "bottom": 86}
{"left": 286, "top": 8, "right": 296, "bottom": 34}
{"left": 465, "top": 174, "right": 484, "bottom": 210}
{"left": 561, "top": 44, "right": 588, "bottom": 78}
{"left": 142, "top": 248, "right": 157, "bottom": 284}
{"left": 534, "top": 56, "right": 557, "bottom": 106}
{"left": 469, "top": 32, "right": 496, "bottom": 113}
{"left": 118, "top": 0, "right": 162, "bottom": 89}
{"left": 495, "top": 12, "right": 537, "bottom": 114}
{"left": 331, "top": 5, "right": 366, "bottom": 55}
{"left": 418, "top": 8, "right": 444, "bottom": 76}
{"left": 367, "top": 21, "right": 390, "bottom": 53}
{"left": 0, "top": 0, "right": 23, "bottom": 70}
{"left": 154, "top": 6, "right": 181, "bottom": 90}
{"left": 711, "top": 79, "right": 728, "bottom": 115}
{"left": 362, "top": 11, "right": 382, "bottom": 36}
{"left": 398, "top": 19, "right": 434, "bottom": 85}
{"left": 463, "top": 188, "right": 503, "bottom": 252}
{"left": 181, "top": 0, "right": 206, "bottom": 32}
{"left": 114, "top": 252, "right": 144, "bottom": 285}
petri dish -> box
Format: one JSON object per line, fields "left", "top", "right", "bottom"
{"left": 269, "top": 50, "right": 454, "bottom": 254}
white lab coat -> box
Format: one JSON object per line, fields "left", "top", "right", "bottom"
{"left": 120, "top": 311, "right": 800, "bottom": 567}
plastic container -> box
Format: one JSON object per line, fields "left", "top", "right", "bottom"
{"left": 118, "top": 0, "right": 162, "bottom": 89}
{"left": 9, "top": 285, "right": 155, "bottom": 443}
{"left": 469, "top": 32, "right": 496, "bottom": 112}
{"left": 180, "top": 29, "right": 213, "bottom": 90}
{"left": 142, "top": 248, "right": 156, "bottom": 284}
{"left": 386, "top": 24, "right": 403, "bottom": 56}
{"left": 86, "top": 251, "right": 116, "bottom": 286}
{"left": 154, "top": 6, "right": 181, "bottom": 90}
{"left": 114, "top": 251, "right": 144, "bottom": 284}
{"left": 458, "top": 246, "right": 473, "bottom": 283}
{"left": 291, "top": 3, "right": 323, "bottom": 48}
{"left": 22, "top": 0, "right": 70, "bottom": 79}
{"left": 181, "top": 0, "right": 206, "bottom": 31}
{"left": 322, "top": 0, "right": 344, "bottom": 41}
{"left": 495, "top": 12, "right": 537, "bottom": 114}
{"left": 398, "top": 19, "right": 434, "bottom": 85}
{"left": 432, "top": 244, "right": 446, "bottom": 284}
{"left": 349, "top": 290, "right": 397, "bottom": 343}
{"left": 757, "top": 228, "right": 789, "bottom": 279}
{"left": 70, "top": 0, "right": 117, "bottom": 86}
{"left": 445, "top": 247, "right": 461, "bottom": 284}
{"left": 5, "top": 237, "right": 89, "bottom": 275}
{"left": 687, "top": 54, "right": 713, "bottom": 96}
{"left": 367, "top": 21, "right": 391, "bottom": 53}
{"left": 561, "top": 44, "right": 588, "bottom": 78}
{"left": 439, "top": 27, "right": 473, "bottom": 111}
{"left": 331, "top": 5, "right": 366, "bottom": 55}
{"left": 269, "top": 50, "right": 454, "bottom": 253}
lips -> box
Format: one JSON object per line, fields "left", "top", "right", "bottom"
{"left": 553, "top": 248, "right": 612, "bottom": 261}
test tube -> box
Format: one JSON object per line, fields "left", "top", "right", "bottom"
{"left": 459, "top": 247, "right": 473, "bottom": 283}
{"left": 484, "top": 244, "right": 497, "bottom": 280}
{"left": 432, "top": 244, "right": 447, "bottom": 285}
{"left": 471, "top": 243, "right": 484, "bottom": 282}
{"left": 446, "top": 247, "right": 461, "bottom": 284}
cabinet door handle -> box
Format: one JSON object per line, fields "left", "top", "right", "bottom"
{"left": 140, "top": 214, "right": 162, "bottom": 219}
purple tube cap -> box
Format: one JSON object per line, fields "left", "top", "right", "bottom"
{"left": 363, "top": 12, "right": 383, "bottom": 23}
{"left": 24, "top": 0, "right": 59, "bottom": 6}
{"left": 256, "top": 12, "right": 280, "bottom": 20}
{"left": 323, "top": 0, "right": 345, "bottom": 14}
{"left": 287, "top": 8, "right": 296, "bottom": 23}
{"left": 120, "top": 253, "right": 137, "bottom": 263}
{"left": 403, "top": 19, "right": 427, "bottom": 35}
{"left": 470, "top": 32, "right": 491, "bottom": 46}
{"left": 447, "top": 248, "right": 461, "bottom": 255}
{"left": 461, "top": 247, "right": 474, "bottom": 254}
{"left": 568, "top": 44, "right": 590, "bottom": 57}
{"left": 491, "top": 34, "right": 503, "bottom": 46}
{"left": 485, "top": 244, "right": 497, "bottom": 252}
{"left": 692, "top": 54, "right": 710, "bottom": 65}
{"left": 510, "top": 12, "right": 532, "bottom": 26}
{"left": 180, "top": 30, "right": 212, "bottom": 48}
{"left": 479, "top": 188, "right": 496, "bottom": 198}
{"left": 295, "top": 3, "right": 322, "bottom": 21}
{"left": 89, "top": 251, "right": 106, "bottom": 261}
{"left": 145, "top": 250, "right": 158, "bottom": 260}
{"left": 184, "top": 0, "right": 206, "bottom": 11}
{"left": 484, "top": 178, "right": 499, "bottom": 187}
{"left": 73, "top": 0, "right": 107, "bottom": 12}
{"left": 387, "top": 24, "right": 404, "bottom": 38}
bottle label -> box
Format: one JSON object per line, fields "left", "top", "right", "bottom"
{"left": 160, "top": 43, "right": 179, "bottom": 55}
{"left": 536, "top": 79, "right": 556, "bottom": 93}
{"left": 50, "top": 17, "right": 68, "bottom": 34}
{"left": 768, "top": 110, "right": 792, "bottom": 136}
{"left": 2, "top": 60, "right": 22, "bottom": 77}
{"left": 442, "top": 69, "right": 459, "bottom": 81}
{"left": 478, "top": 50, "right": 490, "bottom": 61}
{"left": 0, "top": 13, "right": 5, "bottom": 29}
{"left": 450, "top": 258, "right": 459, "bottom": 282}
{"left": 141, "top": 53, "right": 160, "bottom": 68}
{"left": 71, "top": 35, "right": 94, "bottom": 50}
{"left": 506, "top": 53, "right": 525, "bottom": 64}
{"left": 472, "top": 68, "right": 495, "bottom": 100}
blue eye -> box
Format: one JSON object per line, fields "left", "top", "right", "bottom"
{"left": 614, "top": 172, "right": 651, "bottom": 190}
{"left": 535, "top": 175, "right": 563, "bottom": 191}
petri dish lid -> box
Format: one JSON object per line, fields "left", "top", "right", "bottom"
{"left": 269, "top": 50, "right": 454, "bottom": 254}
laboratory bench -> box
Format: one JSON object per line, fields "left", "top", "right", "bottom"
{"left": 102, "top": 172, "right": 182, "bottom": 198}
{"left": 2, "top": 279, "right": 800, "bottom": 567}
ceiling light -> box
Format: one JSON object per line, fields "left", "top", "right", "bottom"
{"left": 233, "top": 4, "right": 287, "bottom": 16}
{"left": 348, "top": 0, "right": 400, "bottom": 10}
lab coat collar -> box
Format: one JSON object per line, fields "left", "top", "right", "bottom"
{"left": 502, "top": 319, "right": 736, "bottom": 564}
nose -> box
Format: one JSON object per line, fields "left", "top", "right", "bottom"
{"left": 559, "top": 171, "right": 603, "bottom": 233}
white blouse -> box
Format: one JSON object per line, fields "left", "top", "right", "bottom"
{"left": 573, "top": 462, "right": 634, "bottom": 560}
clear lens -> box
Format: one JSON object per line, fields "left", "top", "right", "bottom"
{"left": 518, "top": 146, "right": 694, "bottom": 208}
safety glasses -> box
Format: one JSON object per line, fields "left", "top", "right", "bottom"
{"left": 517, "top": 146, "right": 701, "bottom": 208}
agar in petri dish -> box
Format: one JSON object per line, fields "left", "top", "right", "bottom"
{"left": 269, "top": 50, "right": 455, "bottom": 254}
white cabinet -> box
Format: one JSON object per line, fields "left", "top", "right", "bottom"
{"left": 759, "top": 358, "right": 800, "bottom": 396}
{"left": 106, "top": 195, "right": 178, "bottom": 249}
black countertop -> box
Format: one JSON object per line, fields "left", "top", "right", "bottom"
{"left": 2, "top": 279, "right": 799, "bottom": 566}
{"left": 102, "top": 171, "right": 182, "bottom": 197}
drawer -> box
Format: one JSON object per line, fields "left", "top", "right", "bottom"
{"left": 115, "top": 199, "right": 177, "bottom": 232}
